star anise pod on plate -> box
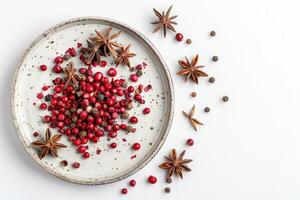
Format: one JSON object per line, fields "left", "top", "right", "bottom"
{"left": 31, "top": 128, "right": 67, "bottom": 159}
{"left": 115, "top": 44, "right": 136, "bottom": 68}
{"left": 182, "top": 105, "right": 203, "bottom": 131}
{"left": 159, "top": 149, "right": 192, "bottom": 179}
{"left": 90, "top": 27, "right": 121, "bottom": 58}
{"left": 176, "top": 54, "right": 208, "bottom": 84}
{"left": 81, "top": 40, "right": 101, "bottom": 64}
{"left": 63, "top": 61, "right": 84, "bottom": 88}
{"left": 151, "top": 5, "right": 178, "bottom": 37}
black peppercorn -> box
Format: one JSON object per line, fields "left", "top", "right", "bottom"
{"left": 166, "top": 177, "right": 172, "bottom": 183}
{"left": 204, "top": 107, "right": 210, "bottom": 113}
{"left": 210, "top": 30, "right": 216, "bottom": 37}
{"left": 208, "top": 77, "right": 215, "bottom": 83}
{"left": 191, "top": 92, "right": 197, "bottom": 97}
{"left": 63, "top": 54, "right": 71, "bottom": 61}
{"left": 60, "top": 160, "right": 68, "bottom": 167}
{"left": 79, "top": 131, "right": 87, "bottom": 138}
{"left": 121, "top": 112, "right": 129, "bottom": 119}
{"left": 45, "top": 94, "right": 51, "bottom": 101}
{"left": 136, "top": 70, "right": 143, "bottom": 77}
{"left": 164, "top": 187, "right": 171, "bottom": 193}
{"left": 212, "top": 56, "right": 219, "bottom": 62}
{"left": 222, "top": 96, "right": 229, "bottom": 102}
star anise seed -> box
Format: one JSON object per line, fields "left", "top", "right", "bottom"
{"left": 151, "top": 5, "right": 178, "bottom": 37}
{"left": 31, "top": 128, "right": 67, "bottom": 159}
{"left": 176, "top": 54, "right": 208, "bottom": 84}
{"left": 63, "top": 61, "right": 84, "bottom": 88}
{"left": 81, "top": 40, "right": 101, "bottom": 64}
{"left": 115, "top": 44, "right": 136, "bottom": 68}
{"left": 90, "top": 27, "right": 121, "bottom": 58}
{"left": 159, "top": 149, "right": 192, "bottom": 179}
{"left": 182, "top": 105, "right": 203, "bottom": 131}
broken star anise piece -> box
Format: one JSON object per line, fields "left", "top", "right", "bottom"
{"left": 90, "top": 27, "right": 121, "bottom": 58}
{"left": 81, "top": 40, "right": 101, "bottom": 64}
{"left": 115, "top": 44, "right": 136, "bottom": 68}
{"left": 159, "top": 149, "right": 192, "bottom": 179}
{"left": 63, "top": 61, "right": 84, "bottom": 88}
{"left": 177, "top": 54, "right": 208, "bottom": 84}
{"left": 151, "top": 5, "right": 178, "bottom": 37}
{"left": 182, "top": 105, "right": 203, "bottom": 131}
{"left": 31, "top": 128, "right": 67, "bottom": 159}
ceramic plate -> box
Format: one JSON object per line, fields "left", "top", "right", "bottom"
{"left": 11, "top": 17, "right": 174, "bottom": 185}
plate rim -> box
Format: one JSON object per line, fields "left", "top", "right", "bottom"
{"left": 10, "top": 16, "right": 174, "bottom": 185}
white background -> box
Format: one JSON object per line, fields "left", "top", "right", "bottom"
{"left": 1, "top": 0, "right": 300, "bottom": 199}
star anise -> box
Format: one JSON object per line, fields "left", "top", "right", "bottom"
{"left": 90, "top": 27, "right": 121, "bottom": 58}
{"left": 115, "top": 44, "right": 136, "bottom": 68}
{"left": 176, "top": 54, "right": 208, "bottom": 84}
{"left": 63, "top": 61, "right": 84, "bottom": 88}
{"left": 81, "top": 40, "right": 101, "bottom": 64}
{"left": 31, "top": 128, "right": 67, "bottom": 159}
{"left": 151, "top": 5, "right": 178, "bottom": 37}
{"left": 182, "top": 105, "right": 203, "bottom": 131}
{"left": 159, "top": 149, "right": 192, "bottom": 179}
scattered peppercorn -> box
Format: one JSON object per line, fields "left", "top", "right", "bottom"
{"left": 136, "top": 64, "right": 143, "bottom": 70}
{"left": 126, "top": 103, "right": 133, "bottom": 110}
{"left": 166, "top": 177, "right": 172, "bottom": 183}
{"left": 175, "top": 33, "right": 184, "bottom": 42}
{"left": 143, "top": 107, "right": 151, "bottom": 115}
{"left": 164, "top": 187, "right": 171, "bottom": 193}
{"left": 186, "top": 138, "right": 194, "bottom": 146}
{"left": 132, "top": 142, "right": 141, "bottom": 150}
{"left": 79, "top": 130, "right": 87, "bottom": 138}
{"left": 82, "top": 152, "right": 90, "bottom": 159}
{"left": 63, "top": 54, "right": 71, "bottom": 61}
{"left": 121, "top": 188, "right": 128, "bottom": 195}
{"left": 210, "top": 30, "right": 216, "bottom": 37}
{"left": 100, "top": 60, "right": 107, "bottom": 67}
{"left": 121, "top": 112, "right": 129, "bottom": 119}
{"left": 110, "top": 142, "right": 117, "bottom": 149}
{"left": 136, "top": 70, "right": 143, "bottom": 77}
{"left": 72, "top": 162, "right": 80, "bottom": 168}
{"left": 212, "top": 56, "right": 219, "bottom": 62}
{"left": 60, "top": 160, "right": 68, "bottom": 167}
{"left": 44, "top": 94, "right": 51, "bottom": 101}
{"left": 129, "top": 179, "right": 136, "bottom": 187}
{"left": 121, "top": 82, "right": 128, "bottom": 88}
{"left": 186, "top": 39, "right": 192, "bottom": 44}
{"left": 33, "top": 132, "right": 39, "bottom": 137}
{"left": 191, "top": 92, "right": 197, "bottom": 97}
{"left": 208, "top": 77, "right": 215, "bottom": 83}
{"left": 204, "top": 107, "right": 210, "bottom": 113}
{"left": 39, "top": 65, "right": 47, "bottom": 71}
{"left": 96, "top": 149, "right": 101, "bottom": 155}
{"left": 126, "top": 125, "right": 134, "bottom": 133}
{"left": 222, "top": 96, "right": 229, "bottom": 102}
{"left": 148, "top": 175, "right": 157, "bottom": 184}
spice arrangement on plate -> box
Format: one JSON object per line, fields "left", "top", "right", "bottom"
{"left": 13, "top": 17, "right": 174, "bottom": 186}
{"left": 32, "top": 27, "right": 156, "bottom": 161}
{"left": 12, "top": 3, "right": 229, "bottom": 196}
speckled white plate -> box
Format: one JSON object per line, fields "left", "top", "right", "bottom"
{"left": 11, "top": 17, "right": 174, "bottom": 185}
